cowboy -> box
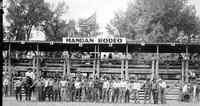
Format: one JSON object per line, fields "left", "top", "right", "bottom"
{"left": 119, "top": 77, "right": 127, "bottom": 103}
{"left": 3, "top": 76, "right": 10, "bottom": 97}
{"left": 142, "top": 78, "right": 152, "bottom": 104}
{"left": 112, "top": 78, "right": 120, "bottom": 103}
{"left": 132, "top": 78, "right": 141, "bottom": 104}
{"left": 15, "top": 77, "right": 23, "bottom": 101}
{"left": 125, "top": 79, "right": 131, "bottom": 103}
{"left": 152, "top": 78, "right": 159, "bottom": 104}
{"left": 53, "top": 78, "right": 60, "bottom": 102}
{"left": 60, "top": 76, "right": 67, "bottom": 102}
{"left": 31, "top": 77, "right": 43, "bottom": 101}
{"left": 74, "top": 78, "right": 81, "bottom": 102}
{"left": 102, "top": 77, "right": 110, "bottom": 102}
{"left": 159, "top": 79, "right": 167, "bottom": 104}
{"left": 25, "top": 68, "right": 35, "bottom": 81}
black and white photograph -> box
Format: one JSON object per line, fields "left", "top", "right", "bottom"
{"left": 1, "top": 0, "right": 200, "bottom": 106}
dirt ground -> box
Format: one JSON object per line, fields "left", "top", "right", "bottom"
{"left": 3, "top": 96, "right": 200, "bottom": 106}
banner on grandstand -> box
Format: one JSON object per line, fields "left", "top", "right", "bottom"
{"left": 62, "top": 37, "right": 126, "bottom": 44}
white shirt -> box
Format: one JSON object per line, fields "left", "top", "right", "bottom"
{"left": 103, "top": 81, "right": 110, "bottom": 89}
{"left": 120, "top": 81, "right": 127, "bottom": 88}
{"left": 113, "top": 82, "right": 120, "bottom": 88}
{"left": 25, "top": 72, "right": 35, "bottom": 80}
{"left": 75, "top": 81, "right": 81, "bottom": 89}
{"left": 60, "top": 80, "right": 67, "bottom": 87}
{"left": 182, "top": 85, "right": 188, "bottom": 93}
{"left": 159, "top": 81, "right": 167, "bottom": 88}
{"left": 133, "top": 82, "right": 141, "bottom": 90}
{"left": 3, "top": 78, "right": 9, "bottom": 86}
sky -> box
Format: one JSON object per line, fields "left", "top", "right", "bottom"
{"left": 3, "top": 0, "right": 200, "bottom": 40}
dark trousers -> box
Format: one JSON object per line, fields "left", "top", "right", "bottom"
{"left": 125, "top": 90, "right": 130, "bottom": 103}
{"left": 74, "top": 88, "right": 81, "bottom": 101}
{"left": 4, "top": 85, "right": 8, "bottom": 96}
{"left": 47, "top": 86, "right": 53, "bottom": 101}
{"left": 152, "top": 90, "right": 158, "bottom": 104}
{"left": 87, "top": 87, "right": 93, "bottom": 102}
{"left": 53, "top": 89, "right": 60, "bottom": 101}
{"left": 16, "top": 87, "right": 22, "bottom": 101}
{"left": 160, "top": 88, "right": 166, "bottom": 104}
{"left": 112, "top": 88, "right": 119, "bottom": 103}
{"left": 144, "top": 90, "right": 151, "bottom": 104}
{"left": 37, "top": 87, "right": 43, "bottom": 101}
{"left": 24, "top": 86, "right": 32, "bottom": 101}
{"left": 92, "top": 88, "right": 100, "bottom": 102}
{"left": 102, "top": 88, "right": 109, "bottom": 102}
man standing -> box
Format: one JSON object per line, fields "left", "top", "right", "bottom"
{"left": 112, "top": 78, "right": 120, "bottom": 103}
{"left": 31, "top": 77, "right": 43, "bottom": 102}
{"left": 74, "top": 78, "right": 81, "bottom": 102}
{"left": 102, "top": 78, "right": 110, "bottom": 102}
{"left": 125, "top": 79, "right": 131, "bottom": 103}
{"left": 159, "top": 79, "right": 167, "bottom": 104}
{"left": 151, "top": 78, "right": 159, "bottom": 104}
{"left": 119, "top": 77, "right": 127, "bottom": 103}
{"left": 15, "top": 77, "right": 23, "bottom": 101}
{"left": 132, "top": 78, "right": 141, "bottom": 104}
{"left": 60, "top": 76, "right": 67, "bottom": 102}
{"left": 3, "top": 76, "right": 10, "bottom": 97}
{"left": 53, "top": 78, "right": 60, "bottom": 102}
{"left": 142, "top": 78, "right": 152, "bottom": 104}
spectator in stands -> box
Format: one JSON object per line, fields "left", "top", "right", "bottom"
{"left": 159, "top": 78, "right": 167, "bottom": 104}
{"left": 15, "top": 77, "right": 23, "bottom": 101}
{"left": 62, "top": 51, "right": 69, "bottom": 58}
{"left": 3, "top": 76, "right": 10, "bottom": 97}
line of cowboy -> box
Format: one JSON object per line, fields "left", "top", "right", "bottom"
{"left": 13, "top": 70, "right": 167, "bottom": 104}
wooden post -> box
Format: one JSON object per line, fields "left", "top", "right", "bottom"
{"left": 181, "top": 59, "right": 185, "bottom": 87}
{"left": 121, "top": 59, "right": 124, "bottom": 79}
{"left": 67, "top": 57, "right": 70, "bottom": 76}
{"left": 151, "top": 56, "right": 155, "bottom": 80}
{"left": 185, "top": 45, "right": 189, "bottom": 84}
{"left": 125, "top": 45, "right": 129, "bottom": 80}
{"left": 36, "top": 43, "right": 39, "bottom": 79}
{"left": 93, "top": 45, "right": 96, "bottom": 79}
{"left": 97, "top": 45, "right": 100, "bottom": 78}
{"left": 155, "top": 44, "right": 159, "bottom": 79}
{"left": 63, "top": 58, "right": 66, "bottom": 76}
{"left": 4, "top": 56, "right": 8, "bottom": 72}
{"left": 33, "top": 57, "right": 36, "bottom": 74}
{"left": 8, "top": 42, "right": 12, "bottom": 95}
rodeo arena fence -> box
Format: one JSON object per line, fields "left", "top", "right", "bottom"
{"left": 2, "top": 37, "right": 200, "bottom": 104}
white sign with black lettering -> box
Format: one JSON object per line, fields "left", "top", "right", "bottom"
{"left": 63, "top": 37, "right": 126, "bottom": 44}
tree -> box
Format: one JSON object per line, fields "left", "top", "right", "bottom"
{"left": 6, "top": 0, "right": 52, "bottom": 40}
{"left": 107, "top": 0, "right": 200, "bottom": 43}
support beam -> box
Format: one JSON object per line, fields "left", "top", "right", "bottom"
{"left": 181, "top": 60, "right": 185, "bottom": 87}
{"left": 121, "top": 59, "right": 124, "bottom": 79}
{"left": 185, "top": 45, "right": 189, "bottom": 84}
{"left": 33, "top": 57, "right": 36, "bottom": 74}
{"left": 67, "top": 58, "right": 70, "bottom": 76}
{"left": 8, "top": 42, "right": 12, "bottom": 95}
{"left": 151, "top": 57, "right": 155, "bottom": 80}
{"left": 93, "top": 45, "right": 96, "bottom": 79}
{"left": 63, "top": 58, "right": 66, "bottom": 76}
{"left": 155, "top": 44, "right": 159, "bottom": 79}
{"left": 125, "top": 45, "right": 129, "bottom": 80}
{"left": 97, "top": 45, "right": 100, "bottom": 78}
{"left": 36, "top": 43, "right": 39, "bottom": 79}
